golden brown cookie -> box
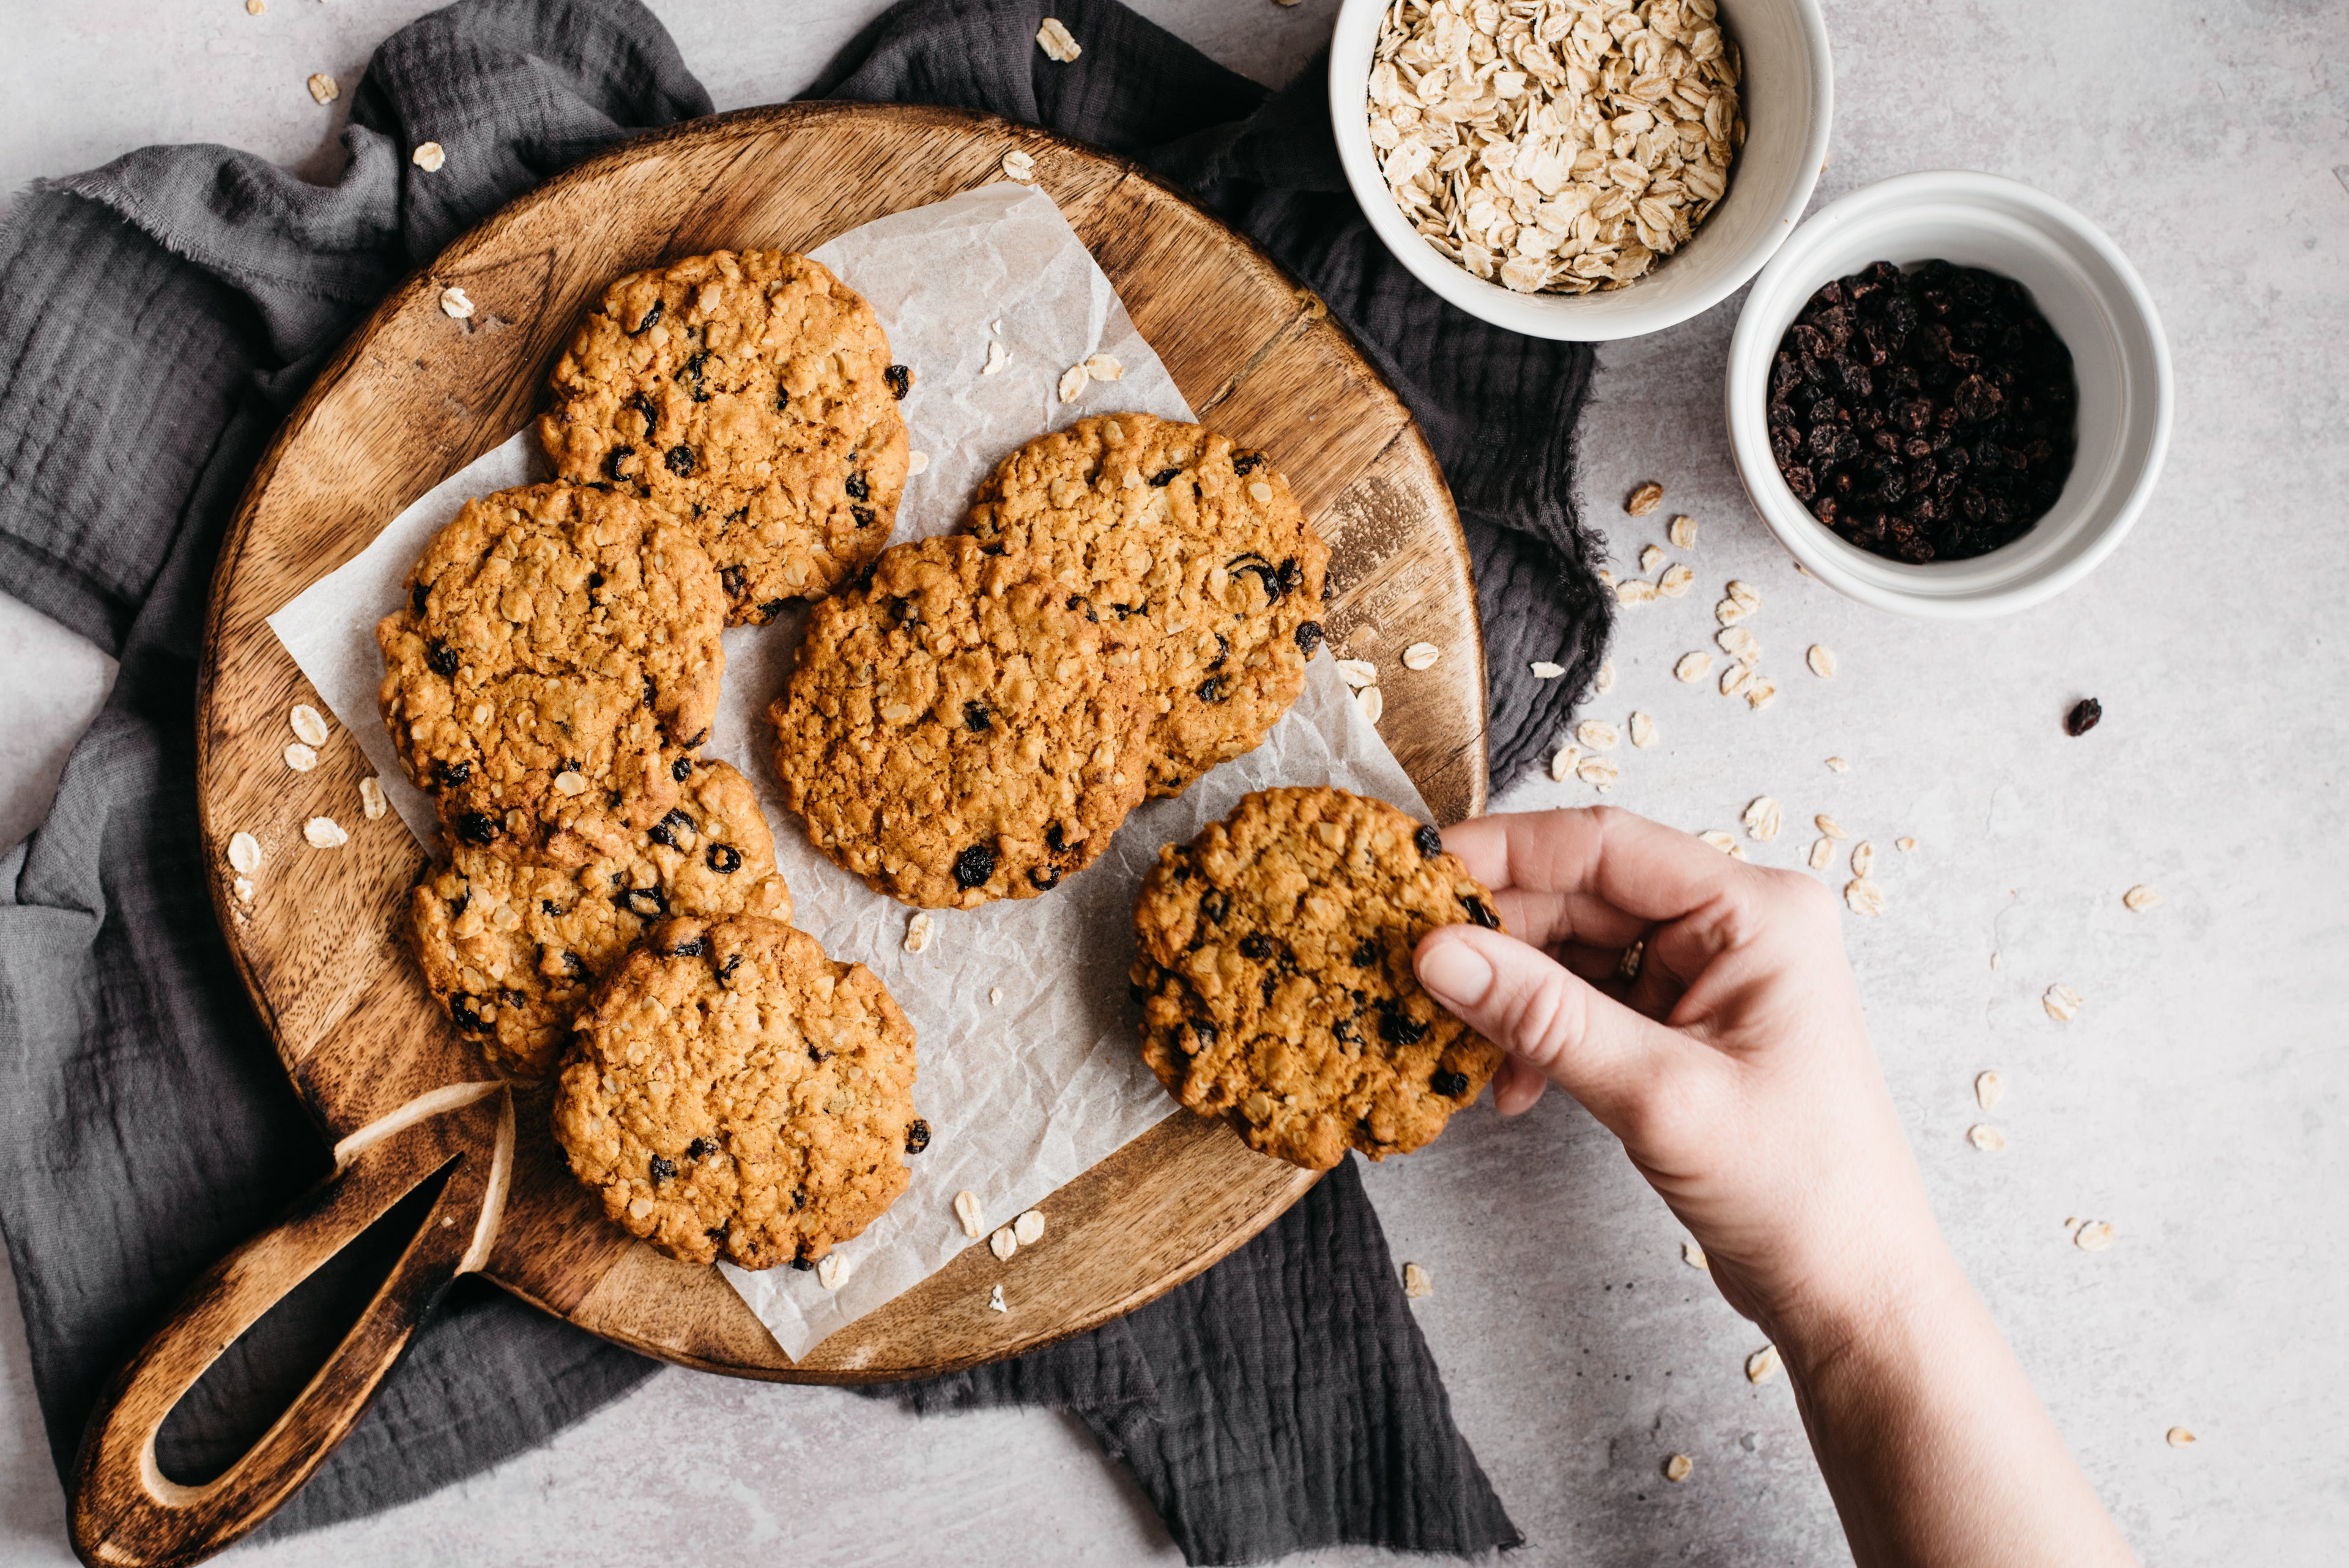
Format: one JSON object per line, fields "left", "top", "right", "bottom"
{"left": 770, "top": 534, "right": 1151, "bottom": 909}
{"left": 1129, "top": 786, "right": 1503, "bottom": 1170}
{"left": 553, "top": 915, "right": 920, "bottom": 1270}
{"left": 538, "top": 250, "right": 911, "bottom": 623}
{"left": 375, "top": 482, "right": 725, "bottom": 860}
{"left": 410, "top": 760, "right": 791, "bottom": 1079}
{"left": 962, "top": 414, "right": 1328, "bottom": 798}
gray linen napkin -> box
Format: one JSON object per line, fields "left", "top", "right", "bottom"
{"left": 0, "top": 0, "right": 1600, "bottom": 1556}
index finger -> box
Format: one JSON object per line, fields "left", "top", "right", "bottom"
{"left": 1436, "top": 807, "right": 1744, "bottom": 926}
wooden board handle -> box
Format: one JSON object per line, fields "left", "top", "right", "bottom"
{"left": 69, "top": 1085, "right": 513, "bottom": 1568}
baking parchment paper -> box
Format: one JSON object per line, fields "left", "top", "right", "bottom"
{"left": 269, "top": 182, "right": 1431, "bottom": 1359}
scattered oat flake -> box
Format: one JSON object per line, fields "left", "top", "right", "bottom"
{"left": 1716, "top": 626, "right": 1759, "bottom": 663}
{"left": 1850, "top": 841, "right": 1876, "bottom": 878}
{"left": 2043, "top": 984, "right": 2082, "bottom": 1023}
{"left": 246, "top": 0, "right": 264, "bottom": 12}
{"left": 904, "top": 911, "right": 934, "bottom": 954}
{"left": 2123, "top": 884, "right": 2162, "bottom": 912}
{"left": 1626, "top": 483, "right": 1664, "bottom": 516}
{"left": 1036, "top": 17, "right": 1082, "bottom": 61}
{"left": 284, "top": 742, "right": 319, "bottom": 773}
{"left": 816, "top": 1252, "right": 852, "bottom": 1290}
{"left": 553, "top": 770, "right": 588, "bottom": 797}
{"left": 1844, "top": 878, "right": 1886, "bottom": 917}
{"left": 1658, "top": 564, "right": 1694, "bottom": 597}
{"left": 1681, "top": 1240, "right": 1708, "bottom": 1270}
{"left": 1669, "top": 514, "right": 1698, "bottom": 550}
{"left": 232, "top": 876, "right": 255, "bottom": 904}
{"left": 439, "top": 286, "right": 475, "bottom": 320}
{"left": 1356, "top": 686, "right": 1384, "bottom": 725}
{"left": 1529, "top": 661, "right": 1564, "bottom": 679}
{"left": 1674, "top": 651, "right": 1713, "bottom": 683}
{"left": 290, "top": 704, "right": 329, "bottom": 747}
{"left": 2166, "top": 1427, "right": 2195, "bottom": 1448}
{"left": 981, "top": 339, "right": 1009, "bottom": 375}
{"left": 1056, "top": 363, "right": 1089, "bottom": 402}
{"left": 989, "top": 986, "right": 1003, "bottom": 1005}
{"left": 228, "top": 832, "right": 262, "bottom": 875}
{"left": 2074, "top": 1219, "right": 2117, "bottom": 1252}
{"left": 1719, "top": 663, "right": 1752, "bottom": 698}
{"left": 1628, "top": 712, "right": 1657, "bottom": 749}
{"left": 411, "top": 141, "right": 445, "bottom": 172}
{"left": 1814, "top": 813, "right": 1848, "bottom": 840}
{"left": 1726, "top": 580, "right": 1762, "bottom": 611}
{"left": 1402, "top": 1261, "right": 1433, "bottom": 1299}
{"left": 1592, "top": 661, "right": 1615, "bottom": 695}
{"left": 954, "top": 1189, "right": 986, "bottom": 1238}
{"left": 1337, "top": 658, "right": 1377, "bottom": 689}
{"left": 1616, "top": 579, "right": 1659, "bottom": 606}
{"left": 1975, "top": 1070, "right": 2005, "bottom": 1110}
{"left": 1806, "top": 645, "right": 1837, "bottom": 679}
{"left": 1663, "top": 1454, "right": 1693, "bottom": 1483}
{"left": 303, "top": 816, "right": 348, "bottom": 849}
{"left": 1014, "top": 1208, "right": 1045, "bottom": 1246}
{"left": 1597, "top": 568, "right": 1616, "bottom": 586}
{"left": 1401, "top": 642, "right": 1440, "bottom": 671}
{"left": 1001, "top": 147, "right": 1037, "bottom": 182}
{"left": 1576, "top": 755, "right": 1619, "bottom": 790}
{"left": 987, "top": 1283, "right": 1009, "bottom": 1313}
{"left": 1827, "top": 756, "right": 1849, "bottom": 773}
{"left": 1967, "top": 1123, "right": 2008, "bottom": 1153}
{"left": 1639, "top": 544, "right": 1664, "bottom": 573}
{"left": 1807, "top": 838, "right": 1831, "bottom": 871}
{"left": 1549, "top": 745, "right": 1581, "bottom": 783}
{"left": 1715, "top": 597, "right": 1751, "bottom": 627}
{"left": 1698, "top": 830, "right": 1739, "bottom": 856}
{"left": 907, "top": 451, "right": 930, "bottom": 475}
{"left": 1742, "top": 796, "right": 1782, "bottom": 842}
{"left": 1895, "top": 837, "right": 1917, "bottom": 852}
{"left": 989, "top": 1225, "right": 1018, "bottom": 1262}
{"left": 1577, "top": 720, "right": 1619, "bottom": 751}
{"left": 1745, "top": 1345, "right": 1781, "bottom": 1384}
{"left": 1744, "top": 677, "right": 1779, "bottom": 711}
{"left": 307, "top": 73, "right": 338, "bottom": 105}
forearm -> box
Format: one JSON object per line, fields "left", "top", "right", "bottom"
{"left": 1778, "top": 1252, "right": 2137, "bottom": 1568}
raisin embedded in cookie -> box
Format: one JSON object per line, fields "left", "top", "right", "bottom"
{"left": 376, "top": 482, "right": 725, "bottom": 859}
{"left": 962, "top": 414, "right": 1328, "bottom": 798}
{"left": 1128, "top": 786, "right": 1504, "bottom": 1170}
{"left": 770, "top": 534, "right": 1150, "bottom": 909}
{"left": 552, "top": 915, "right": 918, "bottom": 1270}
{"left": 538, "top": 250, "right": 910, "bottom": 623}
{"left": 410, "top": 760, "right": 790, "bottom": 1079}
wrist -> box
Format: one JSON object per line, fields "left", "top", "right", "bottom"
{"left": 1764, "top": 1235, "right": 1976, "bottom": 1393}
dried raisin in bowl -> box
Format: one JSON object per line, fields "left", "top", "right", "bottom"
{"left": 1726, "top": 171, "right": 2172, "bottom": 617}
{"left": 1329, "top": 0, "right": 1834, "bottom": 342}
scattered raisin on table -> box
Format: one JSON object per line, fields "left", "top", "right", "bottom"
{"left": 2064, "top": 697, "right": 2102, "bottom": 736}
{"left": 1767, "top": 259, "right": 2076, "bottom": 563}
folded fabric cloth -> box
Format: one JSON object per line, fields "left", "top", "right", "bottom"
{"left": 0, "top": 0, "right": 1600, "bottom": 1556}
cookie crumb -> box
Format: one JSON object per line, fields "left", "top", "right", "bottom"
{"left": 1000, "top": 147, "right": 1037, "bottom": 182}
{"left": 989, "top": 1224, "right": 1018, "bottom": 1262}
{"left": 1529, "top": 660, "right": 1565, "bottom": 679}
{"left": 1975, "top": 1070, "right": 2005, "bottom": 1110}
{"left": 306, "top": 73, "right": 338, "bottom": 105}
{"left": 411, "top": 141, "right": 445, "bottom": 172}
{"left": 1013, "top": 1208, "right": 1045, "bottom": 1246}
{"left": 303, "top": 816, "right": 348, "bottom": 849}
{"left": 228, "top": 832, "right": 262, "bottom": 875}
{"left": 1401, "top": 642, "right": 1439, "bottom": 671}
{"left": 954, "top": 1189, "right": 985, "bottom": 1238}
{"left": 2123, "top": 884, "right": 2162, "bottom": 912}
{"left": 816, "top": 1252, "right": 852, "bottom": 1289}
{"left": 1401, "top": 1261, "right": 1433, "bottom": 1299}
{"left": 290, "top": 704, "right": 329, "bottom": 747}
{"left": 1967, "top": 1123, "right": 2007, "bottom": 1153}
{"left": 2043, "top": 984, "right": 2082, "bottom": 1023}
{"left": 904, "top": 911, "right": 934, "bottom": 954}
{"left": 1626, "top": 482, "right": 1663, "bottom": 516}
{"left": 439, "top": 285, "right": 475, "bottom": 320}
{"left": 1036, "top": 17, "right": 1082, "bottom": 61}
{"left": 283, "top": 742, "right": 319, "bottom": 773}
{"left": 1663, "top": 1454, "right": 1693, "bottom": 1483}
{"left": 1682, "top": 1240, "right": 1708, "bottom": 1270}
{"left": 1745, "top": 1345, "right": 1780, "bottom": 1383}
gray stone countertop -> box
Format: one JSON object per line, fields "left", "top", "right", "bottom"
{"left": 2, "top": 1, "right": 2342, "bottom": 1563}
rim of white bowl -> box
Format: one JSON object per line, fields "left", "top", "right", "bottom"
{"left": 1724, "top": 170, "right": 2173, "bottom": 619}
{"left": 1327, "top": 0, "right": 1835, "bottom": 342}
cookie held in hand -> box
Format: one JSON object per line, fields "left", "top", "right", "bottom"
{"left": 553, "top": 915, "right": 918, "bottom": 1270}
{"left": 1129, "top": 786, "right": 1504, "bottom": 1170}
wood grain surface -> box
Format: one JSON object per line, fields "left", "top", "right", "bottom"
{"left": 188, "top": 102, "right": 1489, "bottom": 1388}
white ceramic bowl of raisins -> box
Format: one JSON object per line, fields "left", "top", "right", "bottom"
{"left": 1725, "top": 170, "right": 2173, "bottom": 618}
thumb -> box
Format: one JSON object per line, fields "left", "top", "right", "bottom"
{"left": 1414, "top": 923, "right": 1679, "bottom": 1130}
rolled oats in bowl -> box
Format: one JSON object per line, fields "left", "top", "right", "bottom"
{"left": 1367, "top": 0, "right": 1743, "bottom": 294}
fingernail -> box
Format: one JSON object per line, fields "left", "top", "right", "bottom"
{"left": 1416, "top": 938, "right": 1492, "bottom": 1007}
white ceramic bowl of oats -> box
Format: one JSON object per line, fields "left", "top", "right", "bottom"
{"left": 1330, "top": 0, "right": 1833, "bottom": 341}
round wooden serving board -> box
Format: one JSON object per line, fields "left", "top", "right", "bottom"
{"left": 188, "top": 105, "right": 1483, "bottom": 1402}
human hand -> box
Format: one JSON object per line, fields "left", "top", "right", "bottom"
{"left": 1411, "top": 807, "right": 1955, "bottom": 1352}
